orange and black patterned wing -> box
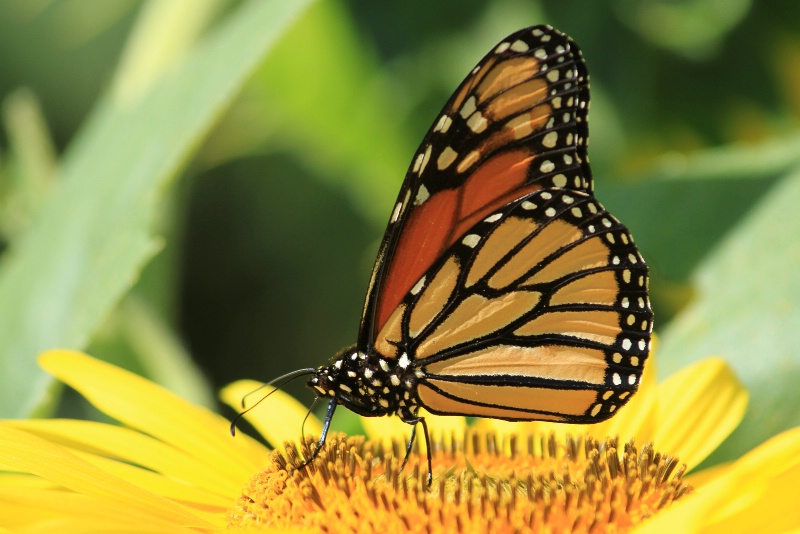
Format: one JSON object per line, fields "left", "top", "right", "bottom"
{"left": 358, "top": 26, "right": 592, "bottom": 349}
{"left": 374, "top": 188, "right": 652, "bottom": 422}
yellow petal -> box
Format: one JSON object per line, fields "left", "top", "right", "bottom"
{"left": 4, "top": 419, "right": 250, "bottom": 501}
{"left": 0, "top": 426, "right": 215, "bottom": 529}
{"left": 0, "top": 487, "right": 223, "bottom": 533}
{"left": 706, "top": 463, "right": 800, "bottom": 533}
{"left": 633, "top": 426, "right": 800, "bottom": 534}
{"left": 220, "top": 379, "right": 321, "bottom": 449}
{"left": 684, "top": 461, "right": 731, "bottom": 488}
{"left": 0, "top": 474, "right": 58, "bottom": 489}
{"left": 653, "top": 357, "right": 747, "bottom": 469}
{"left": 72, "top": 449, "right": 233, "bottom": 513}
{"left": 39, "top": 350, "right": 265, "bottom": 479}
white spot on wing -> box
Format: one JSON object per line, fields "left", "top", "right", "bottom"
{"left": 460, "top": 96, "right": 477, "bottom": 119}
{"left": 418, "top": 144, "right": 432, "bottom": 175}
{"left": 412, "top": 153, "right": 424, "bottom": 173}
{"left": 433, "top": 114, "right": 452, "bottom": 133}
{"left": 462, "top": 234, "right": 481, "bottom": 248}
{"left": 437, "top": 146, "right": 458, "bottom": 170}
{"left": 510, "top": 39, "right": 529, "bottom": 52}
{"left": 466, "top": 111, "right": 488, "bottom": 133}
{"left": 390, "top": 201, "right": 403, "bottom": 223}
{"left": 410, "top": 276, "right": 426, "bottom": 295}
{"left": 414, "top": 184, "right": 430, "bottom": 205}
{"left": 542, "top": 131, "right": 558, "bottom": 148}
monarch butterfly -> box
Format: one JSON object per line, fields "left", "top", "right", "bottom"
{"left": 235, "top": 25, "right": 652, "bottom": 484}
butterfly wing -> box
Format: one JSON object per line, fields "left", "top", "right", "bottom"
{"left": 358, "top": 26, "right": 592, "bottom": 350}
{"left": 375, "top": 187, "right": 652, "bottom": 422}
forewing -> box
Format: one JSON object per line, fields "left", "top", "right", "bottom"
{"left": 374, "top": 188, "right": 652, "bottom": 423}
{"left": 358, "top": 26, "right": 592, "bottom": 349}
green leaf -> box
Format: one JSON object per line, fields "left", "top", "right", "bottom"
{"left": 245, "top": 0, "right": 415, "bottom": 224}
{"left": 658, "top": 165, "right": 800, "bottom": 463}
{"left": 599, "top": 135, "right": 800, "bottom": 317}
{"left": 0, "top": 0, "right": 315, "bottom": 418}
{"left": 600, "top": 176, "right": 777, "bottom": 283}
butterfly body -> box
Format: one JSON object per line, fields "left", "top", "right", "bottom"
{"left": 310, "top": 345, "right": 421, "bottom": 421}
{"left": 290, "top": 25, "right": 651, "bottom": 480}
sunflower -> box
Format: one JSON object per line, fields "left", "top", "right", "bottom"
{"left": 0, "top": 349, "right": 797, "bottom": 533}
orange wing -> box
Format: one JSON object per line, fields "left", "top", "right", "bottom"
{"left": 358, "top": 26, "right": 592, "bottom": 349}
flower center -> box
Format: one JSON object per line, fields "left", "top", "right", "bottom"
{"left": 227, "top": 431, "right": 692, "bottom": 532}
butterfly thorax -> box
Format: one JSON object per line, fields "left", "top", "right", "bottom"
{"left": 308, "top": 345, "right": 422, "bottom": 421}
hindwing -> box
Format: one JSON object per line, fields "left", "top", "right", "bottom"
{"left": 374, "top": 187, "right": 652, "bottom": 422}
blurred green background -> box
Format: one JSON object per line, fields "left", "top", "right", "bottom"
{"left": 0, "top": 0, "right": 798, "bottom": 468}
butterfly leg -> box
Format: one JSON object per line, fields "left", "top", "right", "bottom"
{"left": 300, "top": 396, "right": 320, "bottom": 447}
{"left": 400, "top": 415, "right": 432, "bottom": 487}
{"left": 297, "top": 397, "right": 336, "bottom": 469}
{"left": 399, "top": 421, "right": 417, "bottom": 472}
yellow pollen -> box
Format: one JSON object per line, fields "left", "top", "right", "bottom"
{"left": 227, "top": 431, "right": 691, "bottom": 532}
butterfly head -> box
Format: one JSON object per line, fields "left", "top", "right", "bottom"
{"left": 308, "top": 345, "right": 422, "bottom": 420}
